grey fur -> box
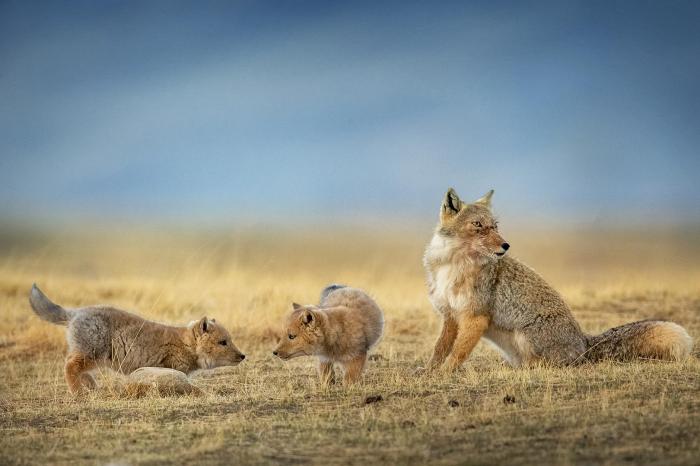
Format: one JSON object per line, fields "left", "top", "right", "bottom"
{"left": 29, "top": 283, "right": 71, "bottom": 325}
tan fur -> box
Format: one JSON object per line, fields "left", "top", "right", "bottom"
{"left": 444, "top": 314, "right": 489, "bottom": 372}
{"left": 427, "top": 314, "right": 458, "bottom": 368}
{"left": 643, "top": 323, "right": 693, "bottom": 360}
{"left": 424, "top": 188, "right": 693, "bottom": 370}
{"left": 272, "top": 285, "right": 384, "bottom": 384}
{"left": 29, "top": 285, "right": 245, "bottom": 394}
{"left": 65, "top": 353, "right": 97, "bottom": 393}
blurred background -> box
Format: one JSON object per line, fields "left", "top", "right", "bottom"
{"left": 2, "top": 0, "right": 699, "bottom": 230}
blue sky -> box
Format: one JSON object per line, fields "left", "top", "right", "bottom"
{"left": 1, "top": 1, "right": 699, "bottom": 226}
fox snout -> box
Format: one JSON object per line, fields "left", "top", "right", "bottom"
{"left": 486, "top": 230, "right": 509, "bottom": 258}
{"left": 272, "top": 346, "right": 302, "bottom": 360}
{"left": 272, "top": 349, "right": 289, "bottom": 360}
{"left": 496, "top": 242, "right": 510, "bottom": 257}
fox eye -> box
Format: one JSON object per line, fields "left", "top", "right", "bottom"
{"left": 219, "top": 340, "right": 227, "bottom": 346}
{"left": 472, "top": 221, "right": 482, "bottom": 228}
{"left": 288, "top": 334, "right": 296, "bottom": 340}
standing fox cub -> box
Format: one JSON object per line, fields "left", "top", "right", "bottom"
{"left": 273, "top": 285, "right": 384, "bottom": 384}
{"left": 29, "top": 284, "right": 246, "bottom": 394}
{"left": 424, "top": 188, "right": 693, "bottom": 371}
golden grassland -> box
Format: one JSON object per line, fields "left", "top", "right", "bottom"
{"left": 0, "top": 225, "right": 699, "bottom": 465}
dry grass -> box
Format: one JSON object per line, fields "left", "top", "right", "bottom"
{"left": 0, "top": 226, "right": 699, "bottom": 465}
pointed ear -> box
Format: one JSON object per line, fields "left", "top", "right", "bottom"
{"left": 441, "top": 188, "right": 463, "bottom": 219}
{"left": 194, "top": 317, "right": 209, "bottom": 336}
{"left": 474, "top": 189, "right": 494, "bottom": 207}
{"left": 301, "top": 310, "right": 314, "bottom": 325}
{"left": 292, "top": 302, "right": 303, "bottom": 311}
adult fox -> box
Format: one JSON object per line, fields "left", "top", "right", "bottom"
{"left": 423, "top": 188, "right": 692, "bottom": 371}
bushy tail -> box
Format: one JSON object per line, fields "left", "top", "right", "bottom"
{"left": 585, "top": 320, "right": 692, "bottom": 362}
{"left": 29, "top": 284, "right": 70, "bottom": 325}
{"left": 319, "top": 284, "right": 346, "bottom": 305}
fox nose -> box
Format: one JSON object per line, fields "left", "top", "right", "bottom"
{"left": 239, "top": 354, "right": 245, "bottom": 360}
{"left": 272, "top": 350, "right": 278, "bottom": 356}
{"left": 501, "top": 243, "right": 510, "bottom": 251}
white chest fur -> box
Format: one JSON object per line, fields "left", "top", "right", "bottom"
{"left": 425, "top": 234, "right": 473, "bottom": 313}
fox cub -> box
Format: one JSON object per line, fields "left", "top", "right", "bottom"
{"left": 273, "top": 285, "right": 384, "bottom": 384}
{"left": 29, "top": 284, "right": 245, "bottom": 393}
{"left": 423, "top": 188, "right": 693, "bottom": 371}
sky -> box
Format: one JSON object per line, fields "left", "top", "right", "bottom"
{"left": 1, "top": 0, "right": 699, "bottom": 227}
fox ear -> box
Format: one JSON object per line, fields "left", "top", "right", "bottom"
{"left": 194, "top": 317, "right": 209, "bottom": 335}
{"left": 441, "top": 188, "right": 463, "bottom": 219}
{"left": 301, "top": 310, "right": 314, "bottom": 325}
{"left": 292, "top": 302, "right": 302, "bottom": 311}
{"left": 474, "top": 189, "right": 494, "bottom": 207}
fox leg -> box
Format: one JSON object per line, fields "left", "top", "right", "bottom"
{"left": 428, "top": 315, "right": 459, "bottom": 369}
{"left": 65, "top": 352, "right": 97, "bottom": 394}
{"left": 444, "top": 314, "right": 490, "bottom": 372}
{"left": 317, "top": 360, "right": 335, "bottom": 385}
{"left": 342, "top": 354, "right": 367, "bottom": 384}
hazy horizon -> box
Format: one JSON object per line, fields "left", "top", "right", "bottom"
{"left": 2, "top": 1, "right": 699, "bottom": 227}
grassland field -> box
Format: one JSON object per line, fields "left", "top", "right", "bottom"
{"left": 0, "top": 225, "right": 699, "bottom": 465}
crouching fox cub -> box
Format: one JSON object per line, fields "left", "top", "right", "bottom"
{"left": 424, "top": 188, "right": 693, "bottom": 371}
{"left": 272, "top": 285, "right": 384, "bottom": 384}
{"left": 29, "top": 284, "right": 246, "bottom": 394}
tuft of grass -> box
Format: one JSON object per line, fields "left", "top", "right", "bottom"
{"left": 0, "top": 227, "right": 699, "bottom": 465}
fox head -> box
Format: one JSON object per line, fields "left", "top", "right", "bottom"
{"left": 437, "top": 188, "right": 510, "bottom": 261}
{"left": 190, "top": 317, "right": 246, "bottom": 369}
{"left": 272, "top": 303, "right": 325, "bottom": 360}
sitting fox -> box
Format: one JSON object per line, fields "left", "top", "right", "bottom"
{"left": 423, "top": 188, "right": 693, "bottom": 371}
{"left": 272, "top": 285, "right": 384, "bottom": 384}
{"left": 29, "top": 284, "right": 246, "bottom": 393}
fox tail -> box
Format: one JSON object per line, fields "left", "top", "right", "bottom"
{"left": 29, "top": 284, "right": 71, "bottom": 325}
{"left": 319, "top": 284, "right": 347, "bottom": 305}
{"left": 585, "top": 320, "right": 692, "bottom": 362}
